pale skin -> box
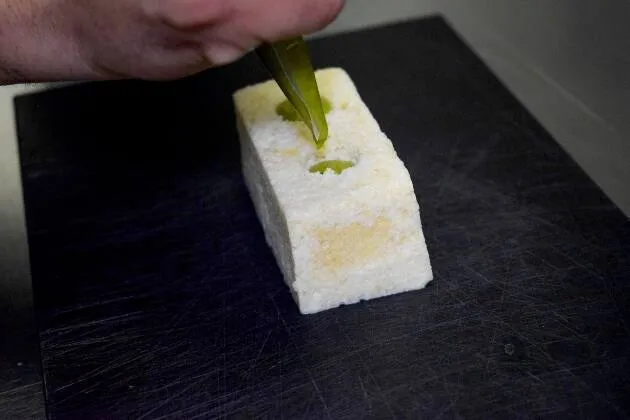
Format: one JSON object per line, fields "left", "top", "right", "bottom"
{"left": 0, "top": 0, "right": 345, "bottom": 85}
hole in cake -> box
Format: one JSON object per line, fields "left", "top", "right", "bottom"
{"left": 309, "top": 160, "right": 355, "bottom": 175}
{"left": 276, "top": 97, "right": 333, "bottom": 121}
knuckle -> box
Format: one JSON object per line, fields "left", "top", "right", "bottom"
{"left": 152, "top": 0, "right": 228, "bottom": 30}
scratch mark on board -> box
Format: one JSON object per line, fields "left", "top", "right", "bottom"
{"left": 308, "top": 370, "right": 332, "bottom": 420}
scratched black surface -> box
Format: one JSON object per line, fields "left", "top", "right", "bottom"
{"left": 15, "top": 16, "right": 630, "bottom": 419}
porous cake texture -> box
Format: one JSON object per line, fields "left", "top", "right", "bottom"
{"left": 233, "top": 68, "right": 432, "bottom": 314}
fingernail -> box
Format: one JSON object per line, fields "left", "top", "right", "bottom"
{"left": 204, "top": 43, "right": 244, "bottom": 66}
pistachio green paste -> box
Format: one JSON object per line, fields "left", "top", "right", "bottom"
{"left": 276, "top": 97, "right": 333, "bottom": 122}
{"left": 309, "top": 160, "right": 355, "bottom": 175}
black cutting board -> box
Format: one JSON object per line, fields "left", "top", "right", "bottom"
{"left": 16, "top": 15, "right": 630, "bottom": 419}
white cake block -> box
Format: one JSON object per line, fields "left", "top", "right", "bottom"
{"left": 232, "top": 68, "right": 433, "bottom": 314}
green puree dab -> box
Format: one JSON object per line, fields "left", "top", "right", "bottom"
{"left": 276, "top": 98, "right": 354, "bottom": 175}
{"left": 308, "top": 160, "right": 355, "bottom": 175}
{"left": 276, "top": 97, "right": 333, "bottom": 122}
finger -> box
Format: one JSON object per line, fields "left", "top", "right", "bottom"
{"left": 231, "top": 0, "right": 345, "bottom": 42}
{"left": 145, "top": 0, "right": 229, "bottom": 30}
{"left": 149, "top": 0, "right": 344, "bottom": 37}
{"left": 146, "top": 0, "right": 344, "bottom": 67}
{"left": 201, "top": 0, "right": 344, "bottom": 65}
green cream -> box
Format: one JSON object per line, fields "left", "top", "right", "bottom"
{"left": 276, "top": 97, "right": 333, "bottom": 122}
{"left": 309, "top": 160, "right": 355, "bottom": 175}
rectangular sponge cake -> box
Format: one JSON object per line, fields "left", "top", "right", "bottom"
{"left": 233, "top": 68, "right": 433, "bottom": 314}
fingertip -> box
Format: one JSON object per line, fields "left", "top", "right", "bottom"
{"left": 297, "top": 0, "right": 345, "bottom": 35}
{"left": 317, "top": 0, "right": 345, "bottom": 31}
{"left": 204, "top": 42, "right": 246, "bottom": 66}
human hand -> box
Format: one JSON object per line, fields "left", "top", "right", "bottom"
{"left": 0, "top": 0, "right": 344, "bottom": 83}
